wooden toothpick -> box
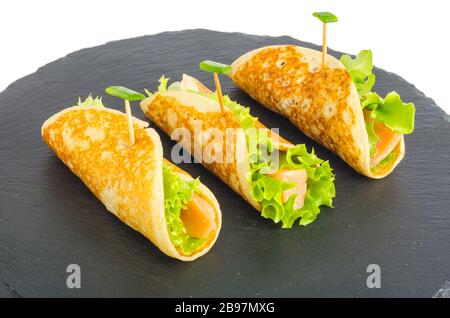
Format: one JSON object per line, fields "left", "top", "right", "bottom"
{"left": 322, "top": 22, "right": 327, "bottom": 67}
{"left": 213, "top": 73, "right": 225, "bottom": 114}
{"left": 105, "top": 86, "right": 146, "bottom": 147}
{"left": 199, "top": 60, "right": 232, "bottom": 114}
{"left": 124, "top": 100, "right": 135, "bottom": 146}
{"left": 312, "top": 11, "right": 338, "bottom": 69}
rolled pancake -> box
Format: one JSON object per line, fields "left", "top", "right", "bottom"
{"left": 230, "top": 45, "right": 405, "bottom": 178}
{"left": 142, "top": 91, "right": 259, "bottom": 210}
{"left": 140, "top": 75, "right": 335, "bottom": 227}
{"left": 42, "top": 103, "right": 221, "bottom": 261}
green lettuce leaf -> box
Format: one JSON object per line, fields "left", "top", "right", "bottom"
{"left": 145, "top": 75, "right": 169, "bottom": 97}
{"left": 365, "top": 120, "right": 378, "bottom": 156}
{"left": 340, "top": 50, "right": 375, "bottom": 97}
{"left": 254, "top": 145, "right": 335, "bottom": 228}
{"left": 196, "top": 90, "right": 335, "bottom": 228}
{"left": 341, "top": 50, "right": 415, "bottom": 135}
{"left": 162, "top": 162, "right": 206, "bottom": 254}
{"left": 341, "top": 50, "right": 416, "bottom": 166}
{"left": 77, "top": 95, "right": 105, "bottom": 107}
{"left": 226, "top": 100, "right": 335, "bottom": 228}
{"left": 363, "top": 92, "right": 415, "bottom": 134}
{"left": 221, "top": 95, "right": 257, "bottom": 130}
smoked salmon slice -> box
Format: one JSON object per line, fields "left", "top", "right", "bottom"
{"left": 269, "top": 169, "right": 308, "bottom": 210}
{"left": 181, "top": 194, "right": 216, "bottom": 239}
{"left": 370, "top": 121, "right": 402, "bottom": 167}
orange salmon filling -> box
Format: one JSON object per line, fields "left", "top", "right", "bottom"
{"left": 180, "top": 194, "right": 216, "bottom": 239}
{"left": 269, "top": 169, "right": 308, "bottom": 210}
{"left": 369, "top": 121, "right": 401, "bottom": 168}
{"left": 364, "top": 110, "right": 401, "bottom": 168}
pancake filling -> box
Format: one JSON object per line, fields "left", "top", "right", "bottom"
{"left": 341, "top": 50, "right": 415, "bottom": 172}
{"left": 162, "top": 163, "right": 216, "bottom": 255}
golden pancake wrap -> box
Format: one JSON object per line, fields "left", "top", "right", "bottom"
{"left": 42, "top": 105, "right": 221, "bottom": 261}
{"left": 230, "top": 45, "right": 405, "bottom": 178}
{"left": 141, "top": 87, "right": 298, "bottom": 212}
{"left": 141, "top": 93, "right": 260, "bottom": 210}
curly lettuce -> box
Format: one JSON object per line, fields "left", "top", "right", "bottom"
{"left": 77, "top": 95, "right": 105, "bottom": 107}
{"left": 365, "top": 120, "right": 378, "bottom": 156}
{"left": 149, "top": 78, "right": 335, "bottom": 227}
{"left": 341, "top": 50, "right": 415, "bottom": 168}
{"left": 362, "top": 92, "right": 415, "bottom": 134}
{"left": 162, "top": 162, "right": 206, "bottom": 254}
{"left": 340, "top": 50, "right": 415, "bottom": 135}
{"left": 145, "top": 75, "right": 169, "bottom": 97}
{"left": 251, "top": 145, "right": 335, "bottom": 228}
{"left": 186, "top": 89, "right": 335, "bottom": 228}
{"left": 340, "top": 50, "right": 376, "bottom": 97}
{"left": 225, "top": 98, "right": 335, "bottom": 227}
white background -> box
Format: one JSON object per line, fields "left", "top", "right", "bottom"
{"left": 1, "top": 0, "right": 448, "bottom": 114}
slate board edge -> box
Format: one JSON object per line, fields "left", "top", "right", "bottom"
{"left": 1, "top": 29, "right": 448, "bottom": 124}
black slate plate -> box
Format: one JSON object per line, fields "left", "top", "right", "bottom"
{"left": 0, "top": 30, "right": 449, "bottom": 298}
